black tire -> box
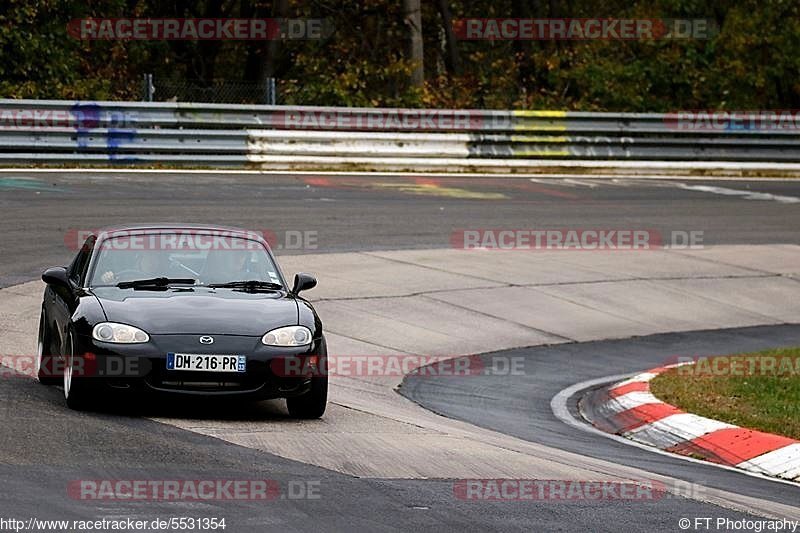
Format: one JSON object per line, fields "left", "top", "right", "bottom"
{"left": 286, "top": 376, "right": 328, "bottom": 419}
{"left": 36, "top": 310, "right": 59, "bottom": 385}
{"left": 64, "top": 332, "right": 92, "bottom": 410}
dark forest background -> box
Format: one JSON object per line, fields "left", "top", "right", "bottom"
{"left": 1, "top": 0, "right": 798, "bottom": 110}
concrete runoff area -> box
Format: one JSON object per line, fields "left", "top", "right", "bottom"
{"left": 1, "top": 245, "right": 800, "bottom": 520}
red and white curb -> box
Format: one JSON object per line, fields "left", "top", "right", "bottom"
{"left": 580, "top": 365, "right": 800, "bottom": 483}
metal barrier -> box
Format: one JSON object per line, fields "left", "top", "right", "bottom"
{"left": 2, "top": 99, "right": 800, "bottom": 171}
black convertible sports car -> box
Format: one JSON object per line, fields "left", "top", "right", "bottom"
{"left": 36, "top": 224, "right": 327, "bottom": 418}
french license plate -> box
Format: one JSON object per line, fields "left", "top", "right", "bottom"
{"left": 166, "top": 353, "right": 246, "bottom": 373}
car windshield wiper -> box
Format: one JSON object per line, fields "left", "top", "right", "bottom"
{"left": 207, "top": 280, "right": 284, "bottom": 291}
{"left": 116, "top": 277, "right": 196, "bottom": 289}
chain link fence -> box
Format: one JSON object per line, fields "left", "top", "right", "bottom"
{"left": 142, "top": 74, "right": 277, "bottom": 105}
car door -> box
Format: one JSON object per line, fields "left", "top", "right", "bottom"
{"left": 50, "top": 236, "right": 95, "bottom": 355}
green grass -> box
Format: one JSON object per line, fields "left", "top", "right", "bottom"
{"left": 649, "top": 348, "right": 800, "bottom": 440}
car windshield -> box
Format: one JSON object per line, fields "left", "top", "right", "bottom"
{"left": 88, "top": 232, "right": 283, "bottom": 288}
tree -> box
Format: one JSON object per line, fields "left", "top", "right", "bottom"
{"left": 436, "top": 0, "right": 460, "bottom": 75}
{"left": 263, "top": 0, "right": 288, "bottom": 86}
{"left": 402, "top": 0, "right": 424, "bottom": 88}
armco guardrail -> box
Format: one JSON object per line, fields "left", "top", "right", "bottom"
{"left": 2, "top": 99, "right": 800, "bottom": 173}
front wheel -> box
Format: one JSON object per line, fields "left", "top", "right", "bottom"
{"left": 63, "top": 332, "right": 92, "bottom": 410}
{"left": 286, "top": 376, "right": 328, "bottom": 419}
{"left": 36, "top": 310, "right": 59, "bottom": 385}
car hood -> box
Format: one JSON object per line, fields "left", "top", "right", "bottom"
{"left": 91, "top": 287, "right": 299, "bottom": 336}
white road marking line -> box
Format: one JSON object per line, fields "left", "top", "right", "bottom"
{"left": 562, "top": 179, "right": 600, "bottom": 188}
{"left": 528, "top": 177, "right": 577, "bottom": 187}
{"left": 609, "top": 178, "right": 633, "bottom": 186}
{"left": 678, "top": 183, "right": 800, "bottom": 203}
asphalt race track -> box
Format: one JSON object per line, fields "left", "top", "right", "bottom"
{"left": 1, "top": 171, "right": 799, "bottom": 532}
{"left": 2, "top": 171, "right": 800, "bottom": 287}
{"left": 401, "top": 324, "right": 800, "bottom": 510}
{"left": 0, "top": 373, "right": 753, "bottom": 532}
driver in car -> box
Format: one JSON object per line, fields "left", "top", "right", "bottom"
{"left": 100, "top": 251, "right": 168, "bottom": 284}
{"left": 200, "top": 250, "right": 252, "bottom": 285}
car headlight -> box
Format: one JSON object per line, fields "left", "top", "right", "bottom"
{"left": 262, "top": 326, "right": 312, "bottom": 346}
{"left": 92, "top": 322, "right": 150, "bottom": 344}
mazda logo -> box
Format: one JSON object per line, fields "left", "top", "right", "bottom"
{"left": 199, "top": 336, "right": 214, "bottom": 345}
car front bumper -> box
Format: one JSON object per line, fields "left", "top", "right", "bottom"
{"left": 78, "top": 333, "right": 326, "bottom": 399}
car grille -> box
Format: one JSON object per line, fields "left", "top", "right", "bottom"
{"left": 146, "top": 361, "right": 265, "bottom": 392}
{"left": 144, "top": 359, "right": 305, "bottom": 393}
{"left": 157, "top": 380, "right": 254, "bottom": 390}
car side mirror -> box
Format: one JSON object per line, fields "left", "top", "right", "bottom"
{"left": 292, "top": 273, "right": 317, "bottom": 295}
{"left": 42, "top": 266, "right": 70, "bottom": 289}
